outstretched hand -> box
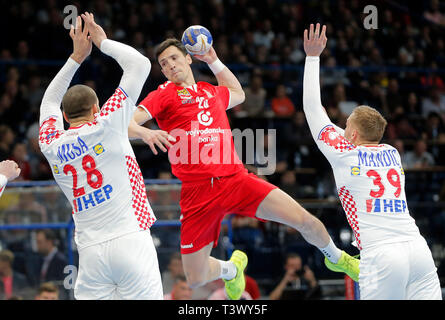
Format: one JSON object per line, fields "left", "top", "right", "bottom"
{"left": 81, "top": 12, "right": 107, "bottom": 49}
{"left": 303, "top": 23, "right": 327, "bottom": 57}
{"left": 69, "top": 16, "right": 92, "bottom": 64}
{"left": 139, "top": 127, "right": 176, "bottom": 155}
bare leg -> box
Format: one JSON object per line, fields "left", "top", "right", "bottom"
{"left": 256, "top": 189, "right": 331, "bottom": 248}
{"left": 181, "top": 242, "right": 224, "bottom": 288}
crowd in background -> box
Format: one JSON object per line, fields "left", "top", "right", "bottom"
{"left": 1, "top": 0, "right": 445, "bottom": 183}
{"left": 1, "top": 0, "right": 445, "bottom": 299}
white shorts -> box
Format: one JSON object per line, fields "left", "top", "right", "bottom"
{"left": 74, "top": 230, "right": 163, "bottom": 300}
{"left": 359, "top": 236, "right": 442, "bottom": 300}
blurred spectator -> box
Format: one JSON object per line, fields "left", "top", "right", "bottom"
{"left": 161, "top": 252, "right": 185, "bottom": 295}
{"left": 271, "top": 84, "right": 295, "bottom": 117}
{"left": 163, "top": 275, "right": 193, "bottom": 300}
{"left": 0, "top": 250, "right": 29, "bottom": 300}
{"left": 231, "top": 215, "right": 264, "bottom": 254}
{"left": 241, "top": 75, "right": 266, "bottom": 117}
{"left": 385, "top": 79, "right": 404, "bottom": 116}
{"left": 245, "top": 273, "right": 261, "bottom": 300}
{"left": 34, "top": 282, "right": 59, "bottom": 300}
{"left": 269, "top": 253, "right": 321, "bottom": 300}
{"left": 278, "top": 170, "right": 300, "bottom": 199}
{"left": 9, "top": 143, "right": 31, "bottom": 181}
{"left": 404, "top": 139, "right": 436, "bottom": 169}
{"left": 0, "top": 125, "right": 15, "bottom": 161}
{"left": 321, "top": 57, "right": 349, "bottom": 86}
{"left": 253, "top": 19, "right": 275, "bottom": 50}
{"left": 9, "top": 192, "right": 47, "bottom": 223}
{"left": 424, "top": 112, "right": 445, "bottom": 142}
{"left": 207, "top": 279, "right": 252, "bottom": 300}
{"left": 26, "top": 123, "right": 52, "bottom": 180}
{"left": 422, "top": 87, "right": 445, "bottom": 121}
{"left": 406, "top": 92, "right": 421, "bottom": 116}
{"left": 423, "top": 0, "right": 445, "bottom": 26}
{"left": 35, "top": 229, "right": 67, "bottom": 285}
{"left": 386, "top": 115, "right": 419, "bottom": 141}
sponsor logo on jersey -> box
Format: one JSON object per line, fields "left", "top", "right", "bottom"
{"left": 93, "top": 143, "right": 105, "bottom": 156}
{"left": 177, "top": 88, "right": 192, "bottom": 100}
{"left": 366, "top": 198, "right": 407, "bottom": 213}
{"left": 72, "top": 184, "right": 113, "bottom": 213}
{"left": 53, "top": 164, "right": 60, "bottom": 174}
{"left": 180, "top": 243, "right": 193, "bottom": 249}
{"left": 350, "top": 166, "right": 360, "bottom": 176}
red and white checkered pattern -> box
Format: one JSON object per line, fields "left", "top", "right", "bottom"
{"left": 319, "top": 126, "right": 356, "bottom": 152}
{"left": 100, "top": 88, "right": 127, "bottom": 117}
{"left": 125, "top": 156, "right": 156, "bottom": 230}
{"left": 338, "top": 186, "right": 362, "bottom": 250}
{"left": 39, "top": 117, "right": 64, "bottom": 145}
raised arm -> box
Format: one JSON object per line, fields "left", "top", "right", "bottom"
{"left": 194, "top": 47, "right": 245, "bottom": 109}
{"left": 303, "top": 23, "right": 336, "bottom": 140}
{"left": 81, "top": 12, "right": 151, "bottom": 104}
{"left": 39, "top": 16, "right": 91, "bottom": 127}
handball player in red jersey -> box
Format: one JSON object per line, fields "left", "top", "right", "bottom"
{"left": 128, "top": 38, "right": 359, "bottom": 299}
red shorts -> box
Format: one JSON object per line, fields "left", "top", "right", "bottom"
{"left": 179, "top": 169, "right": 277, "bottom": 254}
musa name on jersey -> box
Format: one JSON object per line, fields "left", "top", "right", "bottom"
{"left": 39, "top": 88, "right": 156, "bottom": 250}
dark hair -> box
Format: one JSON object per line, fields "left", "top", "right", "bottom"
{"left": 62, "top": 84, "right": 98, "bottom": 120}
{"left": 37, "top": 229, "right": 57, "bottom": 243}
{"left": 286, "top": 253, "right": 301, "bottom": 262}
{"left": 155, "top": 38, "right": 188, "bottom": 61}
{"left": 173, "top": 275, "right": 188, "bottom": 284}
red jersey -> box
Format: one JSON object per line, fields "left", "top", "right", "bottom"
{"left": 139, "top": 81, "right": 245, "bottom": 182}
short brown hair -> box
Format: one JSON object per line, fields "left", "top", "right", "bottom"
{"left": 155, "top": 38, "right": 188, "bottom": 61}
{"left": 38, "top": 282, "right": 59, "bottom": 295}
{"left": 0, "top": 250, "right": 14, "bottom": 266}
{"left": 351, "top": 105, "right": 387, "bottom": 142}
{"left": 62, "top": 84, "right": 98, "bottom": 120}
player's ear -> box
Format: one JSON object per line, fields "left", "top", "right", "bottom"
{"left": 92, "top": 103, "right": 100, "bottom": 114}
{"left": 186, "top": 53, "right": 192, "bottom": 65}
{"left": 63, "top": 111, "right": 69, "bottom": 123}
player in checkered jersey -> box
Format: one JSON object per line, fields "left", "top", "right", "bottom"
{"left": 38, "top": 13, "right": 167, "bottom": 299}
{"left": 128, "top": 36, "right": 361, "bottom": 299}
{"left": 303, "top": 23, "right": 442, "bottom": 299}
{"left": 0, "top": 160, "right": 21, "bottom": 198}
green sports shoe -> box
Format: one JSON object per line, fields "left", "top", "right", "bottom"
{"left": 224, "top": 250, "right": 248, "bottom": 300}
{"left": 324, "top": 251, "right": 360, "bottom": 282}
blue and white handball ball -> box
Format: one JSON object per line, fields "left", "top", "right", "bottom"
{"left": 181, "top": 25, "right": 213, "bottom": 56}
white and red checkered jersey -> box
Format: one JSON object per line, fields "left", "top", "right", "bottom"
{"left": 40, "top": 86, "right": 156, "bottom": 249}
{"left": 303, "top": 56, "right": 420, "bottom": 251}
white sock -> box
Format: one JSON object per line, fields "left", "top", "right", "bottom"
{"left": 218, "top": 260, "right": 237, "bottom": 280}
{"left": 319, "top": 238, "right": 342, "bottom": 264}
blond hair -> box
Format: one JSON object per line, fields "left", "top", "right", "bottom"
{"left": 351, "top": 105, "right": 387, "bottom": 142}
